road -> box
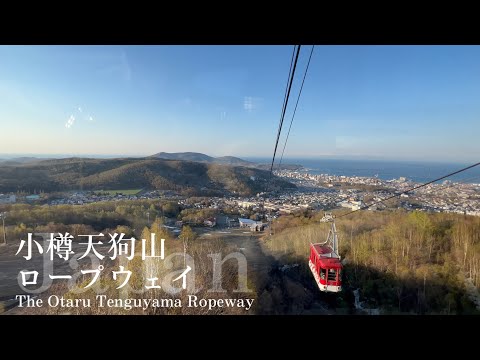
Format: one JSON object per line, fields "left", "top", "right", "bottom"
{"left": 200, "top": 227, "right": 332, "bottom": 314}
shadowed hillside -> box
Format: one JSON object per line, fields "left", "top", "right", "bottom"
{"left": 262, "top": 210, "right": 480, "bottom": 314}
{"left": 0, "top": 157, "right": 295, "bottom": 196}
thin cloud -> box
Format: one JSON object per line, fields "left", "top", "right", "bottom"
{"left": 78, "top": 106, "right": 82, "bottom": 113}
{"left": 221, "top": 111, "right": 227, "bottom": 120}
{"left": 65, "top": 115, "right": 75, "bottom": 128}
{"left": 88, "top": 116, "right": 94, "bottom": 122}
{"left": 243, "top": 96, "right": 262, "bottom": 112}
{"left": 244, "top": 97, "right": 254, "bottom": 111}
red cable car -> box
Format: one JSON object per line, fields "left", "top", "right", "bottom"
{"left": 309, "top": 213, "right": 342, "bottom": 293}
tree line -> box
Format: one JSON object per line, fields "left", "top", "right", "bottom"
{"left": 264, "top": 209, "right": 480, "bottom": 314}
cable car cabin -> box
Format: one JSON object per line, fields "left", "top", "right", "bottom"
{"left": 309, "top": 243, "right": 342, "bottom": 293}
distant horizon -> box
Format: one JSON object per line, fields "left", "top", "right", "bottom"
{"left": 0, "top": 152, "right": 475, "bottom": 166}
{"left": 1, "top": 46, "right": 480, "bottom": 163}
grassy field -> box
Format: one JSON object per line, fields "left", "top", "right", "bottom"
{"left": 95, "top": 189, "right": 143, "bottom": 195}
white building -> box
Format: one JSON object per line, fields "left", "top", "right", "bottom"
{"left": 238, "top": 218, "right": 265, "bottom": 231}
{"left": 238, "top": 201, "right": 257, "bottom": 209}
{"left": 339, "top": 200, "right": 364, "bottom": 210}
{"left": 239, "top": 218, "right": 256, "bottom": 227}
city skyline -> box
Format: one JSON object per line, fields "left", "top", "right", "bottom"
{"left": 1, "top": 45, "right": 480, "bottom": 162}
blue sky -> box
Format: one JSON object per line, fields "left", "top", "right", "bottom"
{"left": 1, "top": 45, "right": 479, "bottom": 162}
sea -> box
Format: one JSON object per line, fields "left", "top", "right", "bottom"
{"left": 2, "top": 153, "right": 479, "bottom": 185}
{"left": 246, "top": 157, "right": 480, "bottom": 184}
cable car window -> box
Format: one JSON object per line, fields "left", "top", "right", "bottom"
{"left": 328, "top": 268, "right": 337, "bottom": 281}
{"left": 320, "top": 268, "right": 326, "bottom": 279}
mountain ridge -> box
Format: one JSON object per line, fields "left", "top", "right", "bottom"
{"left": 151, "top": 152, "right": 254, "bottom": 167}
{"left": 0, "top": 157, "right": 295, "bottom": 196}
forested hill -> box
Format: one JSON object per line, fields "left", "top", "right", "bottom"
{"left": 264, "top": 210, "right": 480, "bottom": 314}
{"left": 0, "top": 157, "right": 295, "bottom": 195}
{"left": 151, "top": 152, "right": 302, "bottom": 170}
{"left": 151, "top": 152, "right": 254, "bottom": 167}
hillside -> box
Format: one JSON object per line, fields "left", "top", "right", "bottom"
{"left": 151, "top": 152, "right": 255, "bottom": 167}
{"left": 151, "top": 152, "right": 214, "bottom": 162}
{"left": 0, "top": 157, "right": 295, "bottom": 196}
{"left": 215, "top": 156, "right": 254, "bottom": 166}
{"left": 264, "top": 210, "right": 480, "bottom": 314}
{"left": 0, "top": 157, "right": 52, "bottom": 166}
